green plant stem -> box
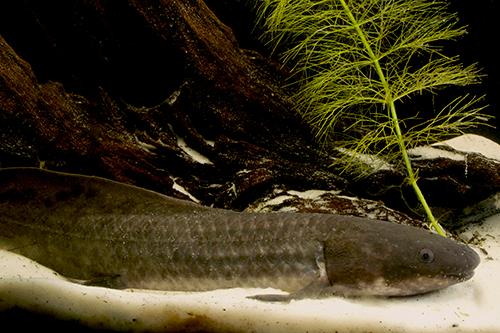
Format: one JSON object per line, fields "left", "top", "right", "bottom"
{"left": 388, "top": 101, "right": 447, "bottom": 236}
{"left": 339, "top": 0, "right": 446, "bottom": 236}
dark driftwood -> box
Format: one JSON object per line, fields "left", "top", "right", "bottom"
{"left": 0, "top": 0, "right": 345, "bottom": 210}
{"left": 0, "top": 0, "right": 498, "bottom": 220}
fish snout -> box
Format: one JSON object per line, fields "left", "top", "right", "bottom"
{"left": 460, "top": 244, "right": 480, "bottom": 278}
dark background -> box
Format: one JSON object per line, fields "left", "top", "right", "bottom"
{"left": 207, "top": 0, "right": 500, "bottom": 143}
{"left": 1, "top": 0, "right": 498, "bottom": 142}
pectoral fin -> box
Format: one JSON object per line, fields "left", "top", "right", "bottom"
{"left": 247, "top": 278, "right": 331, "bottom": 302}
{"left": 67, "top": 274, "right": 122, "bottom": 288}
{"left": 247, "top": 293, "right": 293, "bottom": 302}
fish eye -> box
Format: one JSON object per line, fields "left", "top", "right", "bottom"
{"left": 419, "top": 248, "right": 434, "bottom": 263}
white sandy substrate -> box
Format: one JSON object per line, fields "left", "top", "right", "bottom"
{"left": 0, "top": 214, "right": 498, "bottom": 333}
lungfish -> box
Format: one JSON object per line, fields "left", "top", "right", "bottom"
{"left": 0, "top": 168, "right": 479, "bottom": 301}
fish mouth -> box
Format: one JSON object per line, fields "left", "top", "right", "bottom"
{"left": 449, "top": 269, "right": 475, "bottom": 282}
{"left": 386, "top": 269, "right": 477, "bottom": 297}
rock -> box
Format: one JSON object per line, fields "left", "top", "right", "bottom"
{"left": 246, "top": 187, "right": 421, "bottom": 227}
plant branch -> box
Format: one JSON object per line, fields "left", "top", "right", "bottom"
{"left": 338, "top": 0, "right": 445, "bottom": 236}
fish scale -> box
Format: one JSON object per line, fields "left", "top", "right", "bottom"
{"left": 2, "top": 198, "right": 326, "bottom": 291}
{"left": 0, "top": 168, "right": 480, "bottom": 300}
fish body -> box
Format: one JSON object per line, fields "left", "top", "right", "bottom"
{"left": 0, "top": 168, "right": 479, "bottom": 300}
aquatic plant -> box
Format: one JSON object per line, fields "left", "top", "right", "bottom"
{"left": 254, "top": 0, "right": 490, "bottom": 236}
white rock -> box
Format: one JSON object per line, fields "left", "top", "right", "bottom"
{"left": 437, "top": 134, "right": 500, "bottom": 162}
{"left": 409, "top": 133, "right": 500, "bottom": 162}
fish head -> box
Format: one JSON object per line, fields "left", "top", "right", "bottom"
{"left": 323, "top": 219, "right": 480, "bottom": 296}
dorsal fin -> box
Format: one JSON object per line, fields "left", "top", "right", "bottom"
{"left": 0, "top": 167, "right": 206, "bottom": 216}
